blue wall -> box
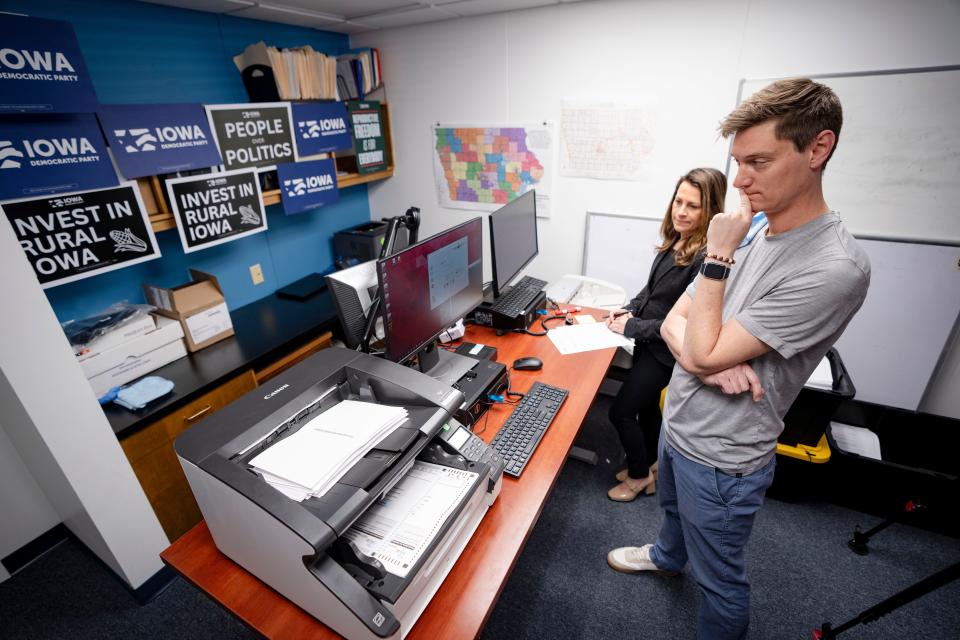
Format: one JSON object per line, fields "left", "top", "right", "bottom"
{"left": 1, "top": 0, "right": 372, "bottom": 322}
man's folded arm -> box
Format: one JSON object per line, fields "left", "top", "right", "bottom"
{"left": 681, "top": 278, "right": 771, "bottom": 375}
{"left": 663, "top": 291, "right": 771, "bottom": 376}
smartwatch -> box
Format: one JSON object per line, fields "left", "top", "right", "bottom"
{"left": 700, "top": 261, "right": 731, "bottom": 281}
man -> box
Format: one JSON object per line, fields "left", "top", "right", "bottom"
{"left": 607, "top": 78, "right": 871, "bottom": 639}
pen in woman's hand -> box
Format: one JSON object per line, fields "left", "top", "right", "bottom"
{"left": 605, "top": 310, "right": 630, "bottom": 320}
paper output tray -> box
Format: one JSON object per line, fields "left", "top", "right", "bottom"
{"left": 333, "top": 450, "right": 491, "bottom": 604}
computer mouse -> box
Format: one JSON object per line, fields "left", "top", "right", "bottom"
{"left": 512, "top": 356, "right": 543, "bottom": 371}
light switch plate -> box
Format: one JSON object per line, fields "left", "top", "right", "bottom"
{"left": 250, "top": 263, "right": 264, "bottom": 285}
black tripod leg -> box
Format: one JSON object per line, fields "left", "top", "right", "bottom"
{"left": 816, "top": 561, "right": 960, "bottom": 639}
{"left": 848, "top": 501, "right": 925, "bottom": 556}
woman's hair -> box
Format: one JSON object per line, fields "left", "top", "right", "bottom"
{"left": 656, "top": 167, "right": 727, "bottom": 266}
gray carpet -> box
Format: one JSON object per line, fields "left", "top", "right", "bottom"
{"left": 481, "top": 394, "right": 960, "bottom": 640}
{"left": 2, "top": 395, "right": 958, "bottom": 639}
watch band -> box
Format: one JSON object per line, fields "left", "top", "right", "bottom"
{"left": 700, "top": 261, "right": 731, "bottom": 281}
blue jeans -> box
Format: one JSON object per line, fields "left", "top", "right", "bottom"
{"left": 649, "top": 435, "right": 776, "bottom": 640}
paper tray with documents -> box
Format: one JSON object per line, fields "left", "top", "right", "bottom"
{"left": 175, "top": 348, "right": 504, "bottom": 640}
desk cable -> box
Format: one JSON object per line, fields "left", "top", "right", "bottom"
{"left": 473, "top": 371, "right": 524, "bottom": 435}
{"left": 515, "top": 313, "right": 568, "bottom": 337}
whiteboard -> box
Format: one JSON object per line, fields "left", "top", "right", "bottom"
{"left": 833, "top": 240, "right": 960, "bottom": 410}
{"left": 583, "top": 211, "right": 960, "bottom": 411}
{"left": 736, "top": 67, "right": 960, "bottom": 244}
{"left": 582, "top": 212, "right": 664, "bottom": 297}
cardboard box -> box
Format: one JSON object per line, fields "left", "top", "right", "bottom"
{"left": 75, "top": 312, "right": 156, "bottom": 361}
{"left": 143, "top": 269, "right": 234, "bottom": 352}
{"left": 83, "top": 315, "right": 187, "bottom": 396}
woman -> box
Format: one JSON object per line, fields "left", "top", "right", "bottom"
{"left": 605, "top": 167, "right": 726, "bottom": 501}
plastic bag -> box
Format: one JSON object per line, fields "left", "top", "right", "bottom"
{"left": 62, "top": 302, "right": 155, "bottom": 349}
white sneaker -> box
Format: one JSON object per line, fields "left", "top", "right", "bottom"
{"left": 607, "top": 544, "right": 679, "bottom": 575}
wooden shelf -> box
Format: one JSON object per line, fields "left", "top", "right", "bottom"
{"left": 143, "top": 101, "right": 394, "bottom": 233}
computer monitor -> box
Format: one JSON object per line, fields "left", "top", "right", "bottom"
{"left": 377, "top": 218, "right": 483, "bottom": 374}
{"left": 489, "top": 189, "right": 538, "bottom": 298}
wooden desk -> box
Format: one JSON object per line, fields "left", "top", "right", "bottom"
{"left": 161, "top": 314, "right": 617, "bottom": 639}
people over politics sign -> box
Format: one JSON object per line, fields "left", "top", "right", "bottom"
{"left": 98, "top": 104, "right": 222, "bottom": 179}
{"left": 205, "top": 103, "right": 297, "bottom": 171}
{"left": 0, "top": 182, "right": 160, "bottom": 288}
{"left": 0, "top": 14, "right": 99, "bottom": 114}
{"left": 0, "top": 114, "right": 118, "bottom": 201}
{"left": 165, "top": 169, "right": 267, "bottom": 253}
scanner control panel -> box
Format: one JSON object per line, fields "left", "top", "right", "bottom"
{"left": 436, "top": 419, "right": 505, "bottom": 481}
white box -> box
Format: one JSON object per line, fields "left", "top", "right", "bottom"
{"left": 74, "top": 313, "right": 157, "bottom": 361}
{"left": 184, "top": 302, "right": 232, "bottom": 346}
{"left": 84, "top": 316, "right": 187, "bottom": 397}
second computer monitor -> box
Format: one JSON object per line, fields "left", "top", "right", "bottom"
{"left": 378, "top": 217, "right": 484, "bottom": 367}
{"left": 489, "top": 189, "right": 538, "bottom": 298}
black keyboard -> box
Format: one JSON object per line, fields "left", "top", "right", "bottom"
{"left": 490, "top": 276, "right": 548, "bottom": 317}
{"left": 490, "top": 381, "right": 568, "bottom": 477}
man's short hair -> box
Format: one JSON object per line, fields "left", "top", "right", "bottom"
{"left": 720, "top": 78, "right": 843, "bottom": 168}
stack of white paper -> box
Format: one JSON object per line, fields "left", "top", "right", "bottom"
{"left": 250, "top": 400, "right": 408, "bottom": 501}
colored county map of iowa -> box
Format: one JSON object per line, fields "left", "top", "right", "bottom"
{"left": 435, "top": 127, "right": 544, "bottom": 205}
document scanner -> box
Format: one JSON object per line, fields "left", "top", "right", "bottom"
{"left": 175, "top": 348, "right": 504, "bottom": 639}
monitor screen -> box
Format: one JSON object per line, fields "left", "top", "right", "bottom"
{"left": 489, "top": 189, "right": 538, "bottom": 297}
{"left": 378, "top": 218, "right": 483, "bottom": 364}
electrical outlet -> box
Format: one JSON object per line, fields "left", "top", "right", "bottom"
{"left": 249, "top": 263, "right": 264, "bottom": 285}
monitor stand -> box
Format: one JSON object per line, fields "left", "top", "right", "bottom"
{"left": 481, "top": 282, "right": 498, "bottom": 304}
{"left": 416, "top": 343, "right": 476, "bottom": 386}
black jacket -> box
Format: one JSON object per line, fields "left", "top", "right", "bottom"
{"left": 623, "top": 247, "right": 704, "bottom": 367}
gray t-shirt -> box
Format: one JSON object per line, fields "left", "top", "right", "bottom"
{"left": 663, "top": 212, "right": 870, "bottom": 474}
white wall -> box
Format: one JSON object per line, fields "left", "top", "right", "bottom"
{"left": 0, "top": 421, "right": 60, "bottom": 583}
{"left": 0, "top": 213, "right": 169, "bottom": 589}
{"left": 354, "top": 0, "right": 960, "bottom": 418}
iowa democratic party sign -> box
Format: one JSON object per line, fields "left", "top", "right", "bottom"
{"left": 0, "top": 114, "right": 118, "bottom": 201}
{"left": 0, "top": 14, "right": 99, "bottom": 113}
{"left": 291, "top": 102, "right": 351, "bottom": 157}
{"left": 165, "top": 169, "right": 267, "bottom": 253}
{"left": 277, "top": 158, "right": 339, "bottom": 215}
{"left": 98, "top": 104, "right": 222, "bottom": 178}
{"left": 0, "top": 181, "right": 160, "bottom": 288}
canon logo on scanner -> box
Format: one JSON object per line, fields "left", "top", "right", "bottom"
{"left": 263, "top": 384, "right": 289, "bottom": 400}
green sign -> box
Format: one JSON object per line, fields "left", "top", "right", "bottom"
{"left": 347, "top": 100, "right": 387, "bottom": 174}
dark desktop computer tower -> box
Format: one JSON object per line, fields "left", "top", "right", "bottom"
{"left": 472, "top": 289, "right": 547, "bottom": 332}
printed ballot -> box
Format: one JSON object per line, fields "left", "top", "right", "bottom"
{"left": 343, "top": 461, "right": 478, "bottom": 578}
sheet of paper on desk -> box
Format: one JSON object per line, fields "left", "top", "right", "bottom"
{"left": 547, "top": 322, "right": 633, "bottom": 355}
{"left": 343, "top": 461, "right": 477, "bottom": 578}
{"left": 250, "top": 400, "right": 408, "bottom": 500}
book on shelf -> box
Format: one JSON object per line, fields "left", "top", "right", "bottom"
{"left": 335, "top": 47, "right": 383, "bottom": 100}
